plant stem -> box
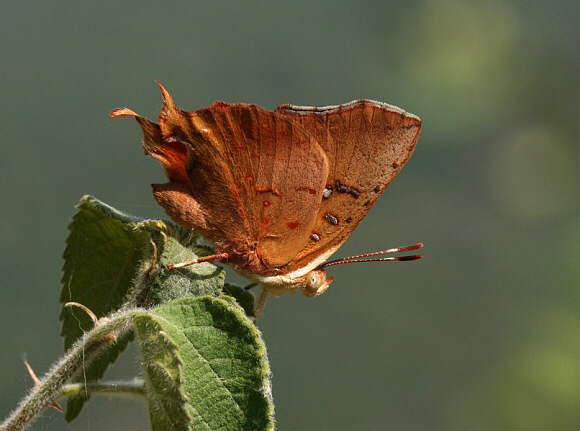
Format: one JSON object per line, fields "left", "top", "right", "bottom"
{"left": 60, "top": 379, "right": 146, "bottom": 398}
{"left": 0, "top": 310, "right": 134, "bottom": 431}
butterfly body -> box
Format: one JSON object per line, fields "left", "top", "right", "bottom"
{"left": 233, "top": 243, "right": 340, "bottom": 297}
{"left": 112, "top": 82, "right": 421, "bottom": 306}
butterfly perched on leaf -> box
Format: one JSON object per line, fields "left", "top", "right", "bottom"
{"left": 112, "top": 82, "right": 422, "bottom": 315}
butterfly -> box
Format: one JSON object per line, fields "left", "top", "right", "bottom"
{"left": 111, "top": 82, "right": 422, "bottom": 315}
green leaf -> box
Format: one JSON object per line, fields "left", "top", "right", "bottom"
{"left": 60, "top": 196, "right": 165, "bottom": 421}
{"left": 133, "top": 310, "right": 191, "bottom": 431}
{"left": 145, "top": 297, "right": 274, "bottom": 431}
{"left": 60, "top": 195, "right": 156, "bottom": 349}
{"left": 221, "top": 283, "right": 257, "bottom": 318}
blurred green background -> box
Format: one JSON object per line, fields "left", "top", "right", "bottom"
{"left": 1, "top": 1, "right": 578, "bottom": 430}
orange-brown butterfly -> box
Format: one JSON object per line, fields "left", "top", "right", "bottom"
{"left": 111, "top": 82, "right": 422, "bottom": 315}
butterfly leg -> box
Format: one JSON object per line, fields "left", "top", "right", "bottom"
{"left": 253, "top": 288, "right": 269, "bottom": 318}
{"left": 166, "top": 252, "right": 229, "bottom": 269}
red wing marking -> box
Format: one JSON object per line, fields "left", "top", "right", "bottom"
{"left": 297, "top": 186, "right": 317, "bottom": 195}
{"left": 255, "top": 186, "right": 283, "bottom": 197}
{"left": 287, "top": 221, "right": 300, "bottom": 229}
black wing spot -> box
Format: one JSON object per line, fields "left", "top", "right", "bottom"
{"left": 334, "top": 180, "right": 360, "bottom": 199}
{"left": 324, "top": 213, "right": 339, "bottom": 226}
{"left": 335, "top": 180, "right": 348, "bottom": 193}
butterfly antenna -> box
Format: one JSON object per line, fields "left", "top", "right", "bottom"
{"left": 320, "top": 243, "right": 423, "bottom": 268}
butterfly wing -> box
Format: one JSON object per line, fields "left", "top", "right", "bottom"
{"left": 114, "top": 88, "right": 420, "bottom": 279}
{"left": 275, "top": 100, "right": 421, "bottom": 272}
{"left": 152, "top": 84, "right": 329, "bottom": 271}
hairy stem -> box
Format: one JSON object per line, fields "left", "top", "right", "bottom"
{"left": 0, "top": 309, "right": 135, "bottom": 431}
{"left": 60, "top": 379, "right": 146, "bottom": 398}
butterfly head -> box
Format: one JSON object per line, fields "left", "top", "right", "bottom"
{"left": 243, "top": 266, "right": 334, "bottom": 298}
{"left": 299, "top": 269, "right": 334, "bottom": 298}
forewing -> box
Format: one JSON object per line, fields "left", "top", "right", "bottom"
{"left": 275, "top": 100, "right": 421, "bottom": 271}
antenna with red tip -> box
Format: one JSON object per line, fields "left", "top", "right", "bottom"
{"left": 320, "top": 243, "right": 423, "bottom": 268}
